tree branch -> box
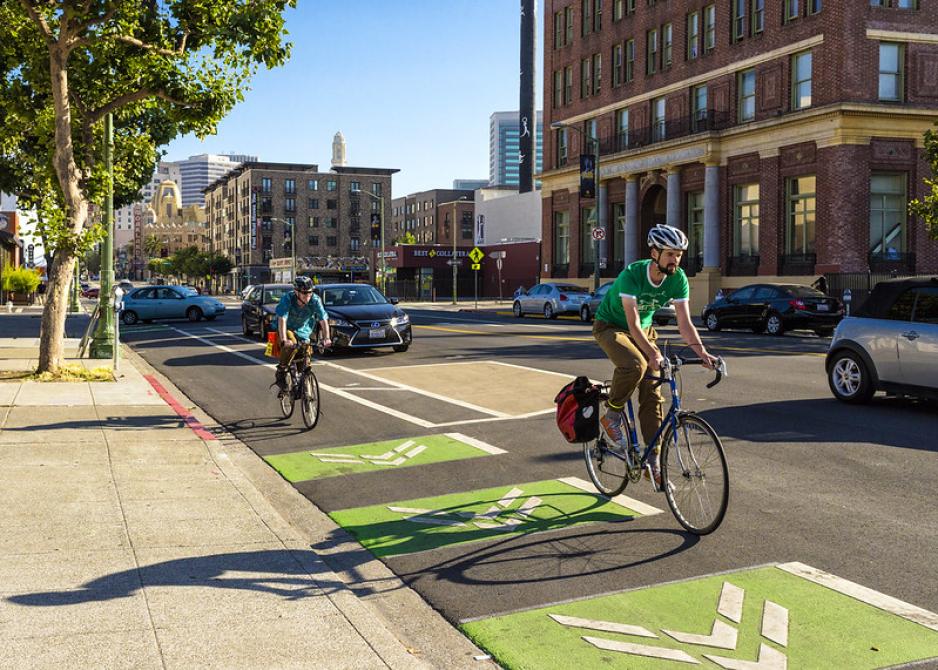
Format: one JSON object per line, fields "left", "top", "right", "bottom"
{"left": 111, "top": 33, "right": 184, "bottom": 58}
{"left": 18, "top": 0, "right": 54, "bottom": 43}
{"left": 87, "top": 88, "right": 190, "bottom": 126}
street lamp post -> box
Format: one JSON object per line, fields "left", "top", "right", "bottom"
{"left": 352, "top": 188, "right": 386, "bottom": 294}
{"left": 550, "top": 121, "right": 602, "bottom": 291}
{"left": 447, "top": 196, "right": 468, "bottom": 305}
{"left": 269, "top": 217, "right": 295, "bottom": 282}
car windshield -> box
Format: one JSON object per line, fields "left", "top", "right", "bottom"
{"left": 321, "top": 286, "right": 386, "bottom": 306}
{"left": 555, "top": 284, "right": 590, "bottom": 293}
{"left": 263, "top": 287, "right": 289, "bottom": 304}
{"left": 181, "top": 287, "right": 198, "bottom": 296}
{"left": 786, "top": 286, "right": 825, "bottom": 298}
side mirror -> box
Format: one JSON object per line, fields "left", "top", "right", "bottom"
{"left": 389, "top": 297, "right": 399, "bottom": 305}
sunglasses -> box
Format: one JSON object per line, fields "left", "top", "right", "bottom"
{"left": 297, "top": 290, "right": 313, "bottom": 295}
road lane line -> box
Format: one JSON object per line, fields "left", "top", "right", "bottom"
{"left": 559, "top": 476, "right": 665, "bottom": 516}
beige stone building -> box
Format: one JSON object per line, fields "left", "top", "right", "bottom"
{"left": 145, "top": 180, "right": 209, "bottom": 258}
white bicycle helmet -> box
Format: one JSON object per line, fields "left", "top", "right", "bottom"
{"left": 647, "top": 224, "right": 689, "bottom": 250}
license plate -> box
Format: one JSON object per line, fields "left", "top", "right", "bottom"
{"left": 369, "top": 327, "right": 385, "bottom": 339}
{"left": 816, "top": 304, "right": 829, "bottom": 312}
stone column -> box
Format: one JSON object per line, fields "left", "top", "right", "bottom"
{"left": 703, "top": 164, "right": 720, "bottom": 269}
{"left": 666, "top": 167, "right": 681, "bottom": 229}
{"left": 598, "top": 180, "right": 608, "bottom": 271}
{"left": 624, "top": 176, "right": 639, "bottom": 265}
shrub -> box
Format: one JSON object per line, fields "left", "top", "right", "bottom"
{"left": 1, "top": 266, "right": 41, "bottom": 294}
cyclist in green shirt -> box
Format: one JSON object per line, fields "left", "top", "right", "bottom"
{"left": 593, "top": 224, "right": 718, "bottom": 486}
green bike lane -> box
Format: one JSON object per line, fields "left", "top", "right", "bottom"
{"left": 122, "top": 314, "right": 938, "bottom": 669}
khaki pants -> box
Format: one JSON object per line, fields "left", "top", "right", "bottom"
{"left": 592, "top": 319, "right": 664, "bottom": 445}
{"left": 277, "top": 331, "right": 308, "bottom": 370}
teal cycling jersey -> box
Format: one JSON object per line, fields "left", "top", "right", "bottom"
{"left": 274, "top": 291, "right": 328, "bottom": 341}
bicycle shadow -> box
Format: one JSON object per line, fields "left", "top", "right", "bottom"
{"left": 219, "top": 415, "right": 316, "bottom": 443}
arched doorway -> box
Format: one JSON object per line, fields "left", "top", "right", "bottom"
{"left": 640, "top": 184, "right": 667, "bottom": 247}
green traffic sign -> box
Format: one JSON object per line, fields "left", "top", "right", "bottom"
{"left": 462, "top": 563, "right": 938, "bottom": 669}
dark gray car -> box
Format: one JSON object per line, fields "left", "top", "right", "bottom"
{"left": 826, "top": 277, "right": 938, "bottom": 403}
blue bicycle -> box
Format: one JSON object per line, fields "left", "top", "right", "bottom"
{"left": 585, "top": 349, "right": 729, "bottom": 535}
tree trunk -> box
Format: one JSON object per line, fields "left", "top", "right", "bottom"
{"left": 37, "top": 253, "right": 75, "bottom": 374}
{"left": 38, "top": 43, "right": 88, "bottom": 373}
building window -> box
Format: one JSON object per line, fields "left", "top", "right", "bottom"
{"left": 327, "top": 236, "right": 337, "bottom": 247}
{"left": 461, "top": 212, "right": 473, "bottom": 240}
{"left": 751, "top": 0, "right": 764, "bottom": 33}
{"left": 327, "top": 217, "right": 338, "bottom": 228}
{"left": 704, "top": 5, "right": 716, "bottom": 51}
{"left": 326, "top": 180, "right": 336, "bottom": 191}
{"left": 309, "top": 216, "right": 319, "bottom": 227}
{"left": 647, "top": 28, "right": 658, "bottom": 74}
{"left": 784, "top": 0, "right": 800, "bottom": 22}
{"left": 553, "top": 70, "right": 564, "bottom": 107}
{"left": 349, "top": 181, "right": 360, "bottom": 193}
{"left": 554, "top": 9, "right": 565, "bottom": 48}
{"left": 326, "top": 199, "right": 337, "bottom": 210}
{"left": 564, "top": 66, "right": 574, "bottom": 104}
{"left": 792, "top": 51, "right": 812, "bottom": 109}
{"left": 786, "top": 176, "right": 816, "bottom": 255}
{"left": 687, "top": 191, "right": 704, "bottom": 265}
{"left": 581, "top": 57, "right": 592, "bottom": 98}
{"left": 734, "top": 184, "right": 760, "bottom": 256}
{"left": 284, "top": 198, "right": 296, "bottom": 213}
{"left": 616, "top": 108, "right": 629, "bottom": 150}
{"left": 612, "top": 44, "right": 623, "bottom": 86}
{"left": 652, "top": 96, "right": 666, "bottom": 141}
{"left": 594, "top": 0, "right": 602, "bottom": 32}
{"left": 565, "top": 5, "right": 574, "bottom": 43}
{"left": 581, "top": 207, "right": 597, "bottom": 264}
{"left": 870, "top": 173, "right": 906, "bottom": 258}
{"left": 662, "top": 23, "right": 672, "bottom": 68}
{"left": 625, "top": 39, "right": 635, "bottom": 81}
{"left": 692, "top": 84, "right": 708, "bottom": 131}
{"left": 350, "top": 237, "right": 360, "bottom": 252}
{"left": 308, "top": 235, "right": 319, "bottom": 246}
{"left": 686, "top": 12, "right": 699, "bottom": 60}
{"left": 808, "top": 0, "right": 822, "bottom": 13}
{"left": 592, "top": 53, "right": 602, "bottom": 93}
{"left": 556, "top": 127, "right": 568, "bottom": 167}
{"left": 627, "top": 0, "right": 635, "bottom": 13}
{"left": 284, "top": 179, "right": 295, "bottom": 194}
{"left": 581, "top": 0, "right": 593, "bottom": 36}
{"left": 261, "top": 177, "right": 271, "bottom": 193}
{"left": 308, "top": 198, "right": 319, "bottom": 209}
{"left": 732, "top": 0, "right": 746, "bottom": 41}
{"left": 261, "top": 196, "right": 272, "bottom": 214}
{"left": 879, "top": 42, "right": 904, "bottom": 101}
{"left": 307, "top": 179, "right": 318, "bottom": 190}
{"left": 613, "top": 0, "right": 624, "bottom": 21}
{"left": 554, "top": 211, "right": 570, "bottom": 265}
{"left": 371, "top": 182, "right": 382, "bottom": 197}
{"left": 739, "top": 69, "right": 756, "bottom": 121}
{"left": 583, "top": 118, "right": 598, "bottom": 154}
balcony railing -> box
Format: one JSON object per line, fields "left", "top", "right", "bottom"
{"left": 869, "top": 251, "right": 915, "bottom": 273}
{"left": 727, "top": 254, "right": 759, "bottom": 277}
{"left": 551, "top": 263, "right": 569, "bottom": 278}
{"left": 779, "top": 253, "right": 816, "bottom": 276}
{"left": 600, "top": 111, "right": 734, "bottom": 154}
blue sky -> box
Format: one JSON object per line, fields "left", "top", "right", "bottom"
{"left": 163, "top": 1, "right": 543, "bottom": 198}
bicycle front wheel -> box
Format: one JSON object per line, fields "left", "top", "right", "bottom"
{"left": 660, "top": 413, "right": 729, "bottom": 535}
{"left": 279, "top": 376, "right": 294, "bottom": 419}
{"left": 300, "top": 371, "right": 320, "bottom": 429}
{"left": 583, "top": 438, "right": 629, "bottom": 497}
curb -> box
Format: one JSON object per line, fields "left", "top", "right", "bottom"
{"left": 120, "top": 343, "right": 496, "bottom": 670}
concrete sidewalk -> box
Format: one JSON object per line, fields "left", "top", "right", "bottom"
{"left": 0, "top": 339, "right": 493, "bottom": 669}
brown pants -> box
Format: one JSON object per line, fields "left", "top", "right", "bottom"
{"left": 277, "top": 331, "right": 307, "bottom": 370}
{"left": 592, "top": 319, "right": 664, "bottom": 446}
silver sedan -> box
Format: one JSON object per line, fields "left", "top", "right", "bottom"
{"left": 513, "top": 282, "right": 592, "bottom": 319}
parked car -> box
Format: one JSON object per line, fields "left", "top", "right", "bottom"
{"left": 240, "top": 283, "right": 292, "bottom": 340}
{"left": 120, "top": 285, "right": 225, "bottom": 325}
{"left": 117, "top": 280, "right": 134, "bottom": 293}
{"left": 826, "top": 277, "right": 938, "bottom": 403}
{"left": 317, "top": 283, "right": 412, "bottom": 353}
{"left": 513, "top": 282, "right": 591, "bottom": 319}
{"left": 578, "top": 281, "right": 676, "bottom": 326}
{"left": 240, "top": 284, "right": 255, "bottom": 301}
{"left": 82, "top": 287, "right": 100, "bottom": 299}
{"left": 701, "top": 283, "right": 843, "bottom": 336}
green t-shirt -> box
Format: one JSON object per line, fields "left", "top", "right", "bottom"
{"left": 595, "top": 259, "right": 689, "bottom": 331}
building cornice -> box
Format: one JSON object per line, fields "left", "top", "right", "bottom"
{"left": 866, "top": 29, "right": 938, "bottom": 45}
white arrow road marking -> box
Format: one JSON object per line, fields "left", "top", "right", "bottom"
{"left": 389, "top": 488, "right": 543, "bottom": 531}
{"left": 308, "top": 453, "right": 362, "bottom": 464}
{"left": 718, "top": 581, "right": 745, "bottom": 623}
{"left": 386, "top": 506, "right": 475, "bottom": 527}
{"left": 583, "top": 636, "right": 700, "bottom": 664}
{"left": 704, "top": 643, "right": 787, "bottom": 670}
{"left": 662, "top": 620, "right": 739, "bottom": 650}
{"left": 547, "top": 614, "right": 657, "bottom": 638}
{"left": 309, "top": 441, "right": 428, "bottom": 467}
{"left": 761, "top": 601, "right": 788, "bottom": 647}
{"left": 362, "top": 440, "right": 416, "bottom": 460}
{"left": 474, "top": 496, "right": 542, "bottom": 530}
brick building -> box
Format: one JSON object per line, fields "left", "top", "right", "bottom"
{"left": 542, "top": 0, "right": 938, "bottom": 308}
{"left": 390, "top": 189, "right": 475, "bottom": 246}
{"left": 205, "top": 162, "right": 396, "bottom": 290}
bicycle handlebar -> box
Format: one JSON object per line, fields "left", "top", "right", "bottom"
{"left": 668, "top": 354, "right": 727, "bottom": 388}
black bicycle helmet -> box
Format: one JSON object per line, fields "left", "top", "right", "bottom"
{"left": 647, "top": 224, "right": 689, "bottom": 250}
{"left": 294, "top": 276, "right": 313, "bottom": 292}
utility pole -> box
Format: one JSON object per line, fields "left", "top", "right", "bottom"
{"left": 90, "top": 113, "right": 115, "bottom": 357}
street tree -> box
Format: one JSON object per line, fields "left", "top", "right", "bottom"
{"left": 909, "top": 125, "right": 938, "bottom": 240}
{"left": 0, "top": 0, "right": 295, "bottom": 373}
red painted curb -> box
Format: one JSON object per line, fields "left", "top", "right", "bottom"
{"left": 143, "top": 374, "right": 218, "bottom": 441}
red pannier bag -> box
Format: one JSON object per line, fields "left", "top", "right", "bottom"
{"left": 554, "top": 376, "right": 602, "bottom": 443}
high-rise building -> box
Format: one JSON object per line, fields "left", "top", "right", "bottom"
{"left": 178, "top": 153, "right": 256, "bottom": 206}
{"left": 452, "top": 179, "right": 489, "bottom": 191}
{"left": 541, "top": 1, "right": 938, "bottom": 303}
{"left": 489, "top": 111, "right": 543, "bottom": 187}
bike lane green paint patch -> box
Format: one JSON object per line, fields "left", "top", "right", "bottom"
{"left": 461, "top": 562, "right": 938, "bottom": 669}
{"left": 329, "top": 477, "right": 661, "bottom": 558}
{"left": 264, "top": 432, "right": 505, "bottom": 482}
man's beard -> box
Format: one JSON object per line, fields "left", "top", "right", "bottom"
{"left": 656, "top": 260, "right": 677, "bottom": 276}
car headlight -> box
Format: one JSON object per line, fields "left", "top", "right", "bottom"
{"left": 329, "top": 316, "right": 351, "bottom": 328}
{"left": 390, "top": 314, "right": 409, "bottom": 327}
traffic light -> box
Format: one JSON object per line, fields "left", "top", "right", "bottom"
{"left": 370, "top": 213, "right": 381, "bottom": 241}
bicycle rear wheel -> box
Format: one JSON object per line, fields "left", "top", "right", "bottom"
{"left": 660, "top": 413, "right": 728, "bottom": 535}
{"left": 583, "top": 437, "right": 629, "bottom": 497}
{"left": 279, "top": 375, "right": 294, "bottom": 418}
{"left": 300, "top": 370, "right": 320, "bottom": 429}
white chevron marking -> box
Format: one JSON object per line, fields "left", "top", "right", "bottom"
{"left": 761, "top": 600, "right": 789, "bottom": 647}
{"left": 718, "top": 582, "right": 745, "bottom": 623}
{"left": 547, "top": 614, "right": 657, "bottom": 638}
{"left": 583, "top": 636, "right": 700, "bottom": 664}
{"left": 662, "top": 620, "right": 738, "bottom": 650}
{"left": 704, "top": 643, "right": 787, "bottom": 670}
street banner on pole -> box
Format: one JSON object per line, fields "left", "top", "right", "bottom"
{"left": 579, "top": 154, "right": 596, "bottom": 199}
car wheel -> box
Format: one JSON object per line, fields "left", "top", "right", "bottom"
{"left": 814, "top": 328, "right": 834, "bottom": 337}
{"left": 765, "top": 312, "right": 785, "bottom": 336}
{"left": 393, "top": 344, "right": 409, "bottom": 353}
{"left": 186, "top": 306, "right": 203, "bottom": 322}
{"left": 121, "top": 310, "right": 138, "bottom": 326}
{"left": 513, "top": 301, "right": 523, "bottom": 318}
{"left": 580, "top": 306, "right": 591, "bottom": 322}
{"left": 704, "top": 312, "right": 721, "bottom": 332}
{"left": 242, "top": 316, "right": 252, "bottom": 337}
{"left": 544, "top": 303, "right": 555, "bottom": 319}
{"left": 828, "top": 350, "right": 875, "bottom": 404}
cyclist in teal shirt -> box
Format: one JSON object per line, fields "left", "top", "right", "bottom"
{"left": 273, "top": 276, "right": 331, "bottom": 392}
{"left": 593, "top": 224, "right": 718, "bottom": 487}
